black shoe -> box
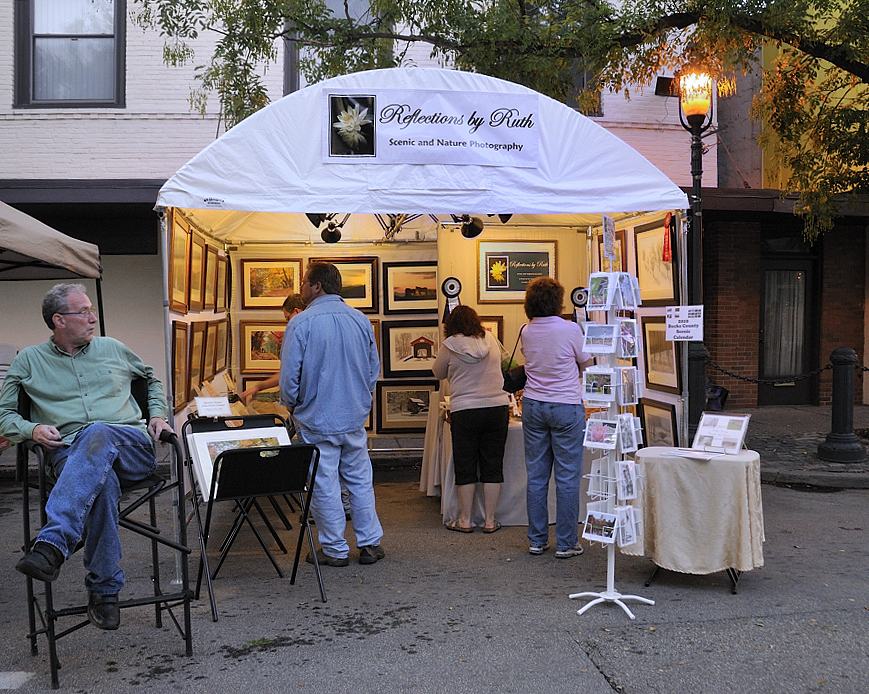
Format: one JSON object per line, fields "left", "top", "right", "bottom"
{"left": 88, "top": 593, "right": 120, "bottom": 630}
{"left": 358, "top": 544, "right": 385, "bottom": 565}
{"left": 16, "top": 542, "right": 64, "bottom": 582}
{"left": 305, "top": 548, "right": 349, "bottom": 567}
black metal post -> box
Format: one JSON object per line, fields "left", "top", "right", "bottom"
{"left": 686, "top": 114, "right": 708, "bottom": 441}
{"left": 817, "top": 347, "right": 866, "bottom": 462}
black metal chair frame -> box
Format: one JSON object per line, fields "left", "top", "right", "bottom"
{"left": 17, "top": 378, "right": 193, "bottom": 689}
{"left": 180, "top": 414, "right": 325, "bottom": 622}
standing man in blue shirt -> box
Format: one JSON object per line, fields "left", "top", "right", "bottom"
{"left": 280, "top": 262, "right": 384, "bottom": 566}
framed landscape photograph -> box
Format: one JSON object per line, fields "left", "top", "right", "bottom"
{"left": 477, "top": 240, "right": 557, "bottom": 303}
{"left": 203, "top": 320, "right": 218, "bottom": 381}
{"left": 240, "top": 258, "right": 303, "bottom": 309}
{"left": 310, "top": 256, "right": 379, "bottom": 313}
{"left": 382, "top": 261, "right": 438, "bottom": 314}
{"left": 188, "top": 322, "right": 206, "bottom": 398}
{"left": 478, "top": 315, "right": 505, "bottom": 344}
{"left": 215, "top": 255, "right": 227, "bottom": 312}
{"left": 188, "top": 234, "right": 205, "bottom": 312}
{"left": 598, "top": 229, "right": 627, "bottom": 273}
{"left": 239, "top": 320, "right": 286, "bottom": 373}
{"left": 381, "top": 319, "right": 440, "bottom": 378}
{"left": 203, "top": 245, "right": 218, "bottom": 311}
{"left": 169, "top": 215, "right": 190, "bottom": 314}
{"left": 375, "top": 380, "right": 438, "bottom": 434}
{"left": 639, "top": 398, "right": 679, "bottom": 447}
{"left": 171, "top": 321, "right": 188, "bottom": 412}
{"left": 641, "top": 315, "right": 680, "bottom": 394}
{"left": 634, "top": 220, "right": 677, "bottom": 306}
{"left": 213, "top": 318, "right": 228, "bottom": 374}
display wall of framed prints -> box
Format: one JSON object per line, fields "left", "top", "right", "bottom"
{"left": 240, "top": 258, "right": 303, "bottom": 309}
{"left": 310, "top": 256, "right": 379, "bottom": 313}
{"left": 188, "top": 322, "right": 206, "bottom": 398}
{"left": 477, "top": 240, "right": 557, "bottom": 303}
{"left": 169, "top": 215, "right": 190, "bottom": 314}
{"left": 215, "top": 255, "right": 227, "bottom": 312}
{"left": 382, "top": 261, "right": 438, "bottom": 314}
{"left": 640, "top": 315, "right": 680, "bottom": 394}
{"left": 638, "top": 398, "right": 679, "bottom": 447}
{"left": 478, "top": 315, "right": 505, "bottom": 344}
{"left": 171, "top": 321, "right": 188, "bottom": 412}
{"left": 204, "top": 245, "right": 218, "bottom": 310}
{"left": 633, "top": 220, "right": 677, "bottom": 306}
{"left": 598, "top": 229, "right": 627, "bottom": 273}
{"left": 188, "top": 234, "right": 206, "bottom": 312}
{"left": 239, "top": 320, "right": 286, "bottom": 373}
{"left": 381, "top": 319, "right": 440, "bottom": 378}
{"left": 375, "top": 379, "right": 438, "bottom": 434}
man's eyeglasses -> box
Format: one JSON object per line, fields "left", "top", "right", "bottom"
{"left": 57, "top": 307, "right": 98, "bottom": 317}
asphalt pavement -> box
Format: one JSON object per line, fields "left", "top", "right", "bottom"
{"left": 0, "top": 405, "right": 867, "bottom": 692}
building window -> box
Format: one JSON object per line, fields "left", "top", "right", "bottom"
{"left": 15, "top": 0, "right": 125, "bottom": 108}
{"left": 565, "top": 61, "right": 602, "bottom": 118}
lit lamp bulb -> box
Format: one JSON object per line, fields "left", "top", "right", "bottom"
{"left": 679, "top": 72, "right": 713, "bottom": 118}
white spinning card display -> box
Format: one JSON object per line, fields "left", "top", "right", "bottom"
{"left": 571, "top": 271, "right": 654, "bottom": 620}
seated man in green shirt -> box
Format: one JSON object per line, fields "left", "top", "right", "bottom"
{"left": 0, "top": 283, "right": 174, "bottom": 630}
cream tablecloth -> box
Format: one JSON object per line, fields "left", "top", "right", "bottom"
{"left": 621, "top": 447, "right": 765, "bottom": 574}
{"left": 420, "top": 391, "right": 556, "bottom": 527}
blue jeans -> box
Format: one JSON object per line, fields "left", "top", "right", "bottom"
{"left": 522, "top": 399, "right": 585, "bottom": 551}
{"left": 297, "top": 426, "right": 383, "bottom": 558}
{"left": 39, "top": 423, "right": 158, "bottom": 595}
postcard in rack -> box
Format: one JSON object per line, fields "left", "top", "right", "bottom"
{"left": 691, "top": 412, "right": 751, "bottom": 454}
{"left": 582, "top": 510, "right": 617, "bottom": 544}
{"left": 584, "top": 418, "right": 619, "bottom": 449}
{"left": 581, "top": 322, "right": 618, "bottom": 353}
{"left": 583, "top": 367, "right": 615, "bottom": 402}
{"left": 588, "top": 272, "right": 616, "bottom": 310}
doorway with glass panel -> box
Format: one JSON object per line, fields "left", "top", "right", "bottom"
{"left": 758, "top": 260, "right": 818, "bottom": 405}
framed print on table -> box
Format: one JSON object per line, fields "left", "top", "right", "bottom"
{"left": 375, "top": 380, "right": 438, "bottom": 434}
{"left": 310, "top": 257, "right": 379, "bottom": 313}
{"left": 240, "top": 258, "right": 303, "bottom": 310}
{"left": 381, "top": 319, "right": 440, "bottom": 378}
{"left": 477, "top": 240, "right": 556, "bottom": 303}
{"left": 598, "top": 229, "right": 627, "bottom": 272}
{"left": 169, "top": 216, "right": 190, "bottom": 314}
{"left": 640, "top": 315, "right": 681, "bottom": 394}
{"left": 638, "top": 398, "right": 679, "bottom": 447}
{"left": 382, "top": 261, "right": 438, "bottom": 314}
{"left": 188, "top": 234, "right": 206, "bottom": 312}
{"left": 188, "top": 322, "right": 206, "bottom": 398}
{"left": 634, "top": 220, "right": 677, "bottom": 306}
{"left": 478, "top": 316, "right": 504, "bottom": 344}
{"left": 171, "top": 321, "right": 189, "bottom": 412}
{"left": 239, "top": 320, "right": 286, "bottom": 373}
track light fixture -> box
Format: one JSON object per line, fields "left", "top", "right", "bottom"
{"left": 460, "top": 214, "right": 484, "bottom": 238}
{"left": 304, "top": 213, "right": 351, "bottom": 243}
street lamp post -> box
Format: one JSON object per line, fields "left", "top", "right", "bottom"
{"left": 678, "top": 70, "right": 714, "bottom": 440}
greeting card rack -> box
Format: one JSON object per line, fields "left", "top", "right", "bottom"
{"left": 570, "top": 274, "right": 654, "bottom": 620}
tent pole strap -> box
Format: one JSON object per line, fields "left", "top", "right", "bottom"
{"left": 95, "top": 279, "right": 106, "bottom": 337}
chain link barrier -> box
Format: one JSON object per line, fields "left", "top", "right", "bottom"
{"left": 706, "top": 360, "right": 833, "bottom": 386}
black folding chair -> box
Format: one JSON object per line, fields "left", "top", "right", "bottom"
{"left": 17, "top": 378, "right": 193, "bottom": 690}
{"left": 181, "top": 415, "right": 324, "bottom": 621}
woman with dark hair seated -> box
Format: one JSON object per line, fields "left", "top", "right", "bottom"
{"left": 432, "top": 306, "right": 509, "bottom": 533}
{"left": 521, "top": 277, "right": 592, "bottom": 558}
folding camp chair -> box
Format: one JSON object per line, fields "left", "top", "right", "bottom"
{"left": 181, "top": 415, "right": 324, "bottom": 621}
{"left": 17, "top": 378, "right": 193, "bottom": 690}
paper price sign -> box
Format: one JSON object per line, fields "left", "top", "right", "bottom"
{"left": 665, "top": 305, "right": 703, "bottom": 341}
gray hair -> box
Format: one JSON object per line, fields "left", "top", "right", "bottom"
{"left": 42, "top": 283, "right": 87, "bottom": 330}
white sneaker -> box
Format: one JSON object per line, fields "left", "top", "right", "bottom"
{"left": 528, "top": 543, "right": 550, "bottom": 555}
{"left": 555, "top": 545, "right": 584, "bottom": 558}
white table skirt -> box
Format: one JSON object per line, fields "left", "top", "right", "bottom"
{"left": 420, "top": 392, "right": 556, "bottom": 527}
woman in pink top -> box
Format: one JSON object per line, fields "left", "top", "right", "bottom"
{"left": 520, "top": 277, "right": 592, "bottom": 557}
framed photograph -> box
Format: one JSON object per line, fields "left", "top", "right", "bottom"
{"left": 240, "top": 258, "right": 303, "bottom": 310}
{"left": 634, "top": 220, "right": 677, "bottom": 306}
{"left": 214, "top": 318, "right": 228, "bottom": 373}
{"left": 188, "top": 234, "right": 205, "bottom": 312}
{"left": 171, "top": 321, "right": 189, "bottom": 412}
{"left": 188, "top": 322, "right": 206, "bottom": 398}
{"left": 204, "top": 245, "right": 218, "bottom": 310}
{"left": 478, "top": 316, "right": 504, "bottom": 344}
{"left": 582, "top": 510, "right": 617, "bottom": 544}
{"left": 639, "top": 398, "right": 679, "bottom": 447}
{"left": 215, "top": 255, "right": 227, "bottom": 312}
{"left": 375, "top": 380, "right": 437, "bottom": 434}
{"left": 203, "top": 320, "right": 219, "bottom": 381}
{"left": 310, "top": 256, "right": 379, "bottom": 313}
{"left": 382, "top": 261, "right": 438, "bottom": 314}
{"left": 477, "top": 240, "right": 557, "bottom": 303}
{"left": 641, "top": 315, "right": 680, "bottom": 394}
{"left": 238, "top": 376, "right": 290, "bottom": 418}
{"left": 598, "top": 229, "right": 627, "bottom": 272}
{"left": 581, "top": 323, "right": 618, "bottom": 353}
{"left": 583, "top": 418, "right": 619, "bottom": 449}
{"left": 169, "top": 215, "right": 190, "bottom": 314}
{"left": 381, "top": 319, "right": 440, "bottom": 378}
{"left": 239, "top": 320, "right": 286, "bottom": 373}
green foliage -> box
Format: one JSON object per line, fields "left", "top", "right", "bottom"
{"left": 134, "top": 1, "right": 869, "bottom": 235}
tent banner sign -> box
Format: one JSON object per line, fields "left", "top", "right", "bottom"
{"left": 324, "top": 90, "right": 539, "bottom": 168}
